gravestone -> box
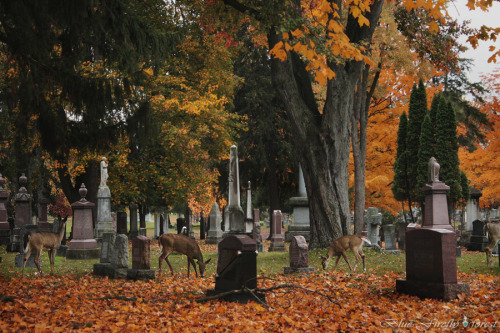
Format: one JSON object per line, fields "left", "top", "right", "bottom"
{"left": 365, "top": 207, "right": 382, "bottom": 248}
{"left": 205, "top": 234, "right": 264, "bottom": 303}
{"left": 117, "top": 211, "right": 128, "bottom": 235}
{"left": 0, "top": 173, "right": 10, "bottom": 245}
{"left": 176, "top": 217, "right": 185, "bottom": 234}
{"left": 129, "top": 204, "right": 139, "bottom": 238}
{"left": 8, "top": 174, "right": 33, "bottom": 253}
{"left": 252, "top": 209, "right": 264, "bottom": 252}
{"left": 396, "top": 229, "right": 470, "bottom": 300}
{"left": 244, "top": 181, "right": 254, "bottom": 233}
{"left": 383, "top": 224, "right": 400, "bottom": 255}
{"left": 206, "top": 202, "right": 223, "bottom": 244}
{"left": 93, "top": 232, "right": 116, "bottom": 276}
{"left": 37, "top": 189, "right": 51, "bottom": 232}
{"left": 284, "top": 236, "right": 315, "bottom": 274}
{"left": 224, "top": 145, "right": 246, "bottom": 234}
{"left": 66, "top": 184, "right": 100, "bottom": 259}
{"left": 14, "top": 224, "right": 40, "bottom": 268}
{"left": 466, "top": 220, "right": 488, "bottom": 251}
{"left": 396, "top": 157, "right": 470, "bottom": 301}
{"left": 127, "top": 236, "right": 155, "bottom": 280}
{"left": 285, "top": 166, "right": 310, "bottom": 242}
{"left": 397, "top": 221, "right": 408, "bottom": 251}
{"left": 269, "top": 210, "right": 286, "bottom": 252}
{"left": 107, "top": 234, "right": 129, "bottom": 278}
{"left": 95, "top": 157, "right": 114, "bottom": 243}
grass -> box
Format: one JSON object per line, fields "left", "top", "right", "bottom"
{"left": 1, "top": 225, "right": 498, "bottom": 279}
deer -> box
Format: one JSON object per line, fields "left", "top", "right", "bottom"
{"left": 320, "top": 235, "right": 372, "bottom": 272}
{"left": 484, "top": 220, "right": 500, "bottom": 267}
{"left": 22, "top": 217, "right": 67, "bottom": 278}
{"left": 158, "top": 233, "right": 211, "bottom": 278}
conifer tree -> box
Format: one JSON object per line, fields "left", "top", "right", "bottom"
{"left": 416, "top": 114, "right": 435, "bottom": 201}
{"left": 392, "top": 112, "right": 409, "bottom": 207}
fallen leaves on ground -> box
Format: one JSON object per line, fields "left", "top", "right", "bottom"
{"left": 0, "top": 271, "right": 498, "bottom": 332}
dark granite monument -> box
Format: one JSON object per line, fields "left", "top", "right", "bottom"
{"left": 467, "top": 220, "right": 488, "bottom": 251}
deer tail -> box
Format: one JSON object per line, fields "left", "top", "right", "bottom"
{"left": 23, "top": 233, "right": 31, "bottom": 254}
{"left": 361, "top": 236, "right": 371, "bottom": 246}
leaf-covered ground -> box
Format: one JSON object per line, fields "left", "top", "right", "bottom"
{"left": 0, "top": 270, "right": 498, "bottom": 332}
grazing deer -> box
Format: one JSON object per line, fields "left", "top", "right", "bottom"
{"left": 485, "top": 221, "right": 500, "bottom": 266}
{"left": 22, "top": 218, "right": 67, "bottom": 278}
{"left": 320, "top": 235, "right": 371, "bottom": 272}
{"left": 158, "top": 234, "right": 211, "bottom": 277}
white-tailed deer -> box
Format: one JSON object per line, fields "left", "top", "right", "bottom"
{"left": 158, "top": 234, "right": 211, "bottom": 277}
{"left": 320, "top": 235, "right": 371, "bottom": 272}
{"left": 485, "top": 221, "right": 500, "bottom": 266}
{"left": 22, "top": 218, "right": 67, "bottom": 278}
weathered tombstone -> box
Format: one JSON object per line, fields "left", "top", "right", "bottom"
{"left": 252, "top": 209, "right": 264, "bottom": 252}
{"left": 14, "top": 224, "right": 40, "bottom": 268}
{"left": 397, "top": 221, "right": 408, "bottom": 251}
{"left": 107, "top": 234, "right": 129, "bottom": 278}
{"left": 127, "top": 236, "right": 155, "bottom": 280}
{"left": 95, "top": 157, "right": 114, "bottom": 243}
{"left": 117, "top": 211, "right": 128, "bottom": 235}
{"left": 161, "top": 213, "right": 169, "bottom": 236}
{"left": 66, "top": 184, "right": 100, "bottom": 259}
{"left": 365, "top": 207, "right": 382, "bottom": 248}
{"left": 284, "top": 236, "right": 315, "bottom": 274}
{"left": 37, "top": 189, "right": 51, "bottom": 232}
{"left": 206, "top": 202, "right": 223, "bottom": 244}
{"left": 383, "top": 224, "right": 400, "bottom": 255}
{"left": 224, "top": 145, "right": 246, "bottom": 234}
{"left": 269, "top": 210, "right": 286, "bottom": 252}
{"left": 93, "top": 232, "right": 116, "bottom": 276}
{"left": 8, "top": 174, "right": 33, "bottom": 253}
{"left": 286, "top": 166, "right": 310, "bottom": 242}
{"left": 154, "top": 213, "right": 160, "bottom": 238}
{"left": 0, "top": 173, "right": 10, "bottom": 245}
{"left": 129, "top": 203, "right": 139, "bottom": 238}
{"left": 466, "top": 220, "right": 488, "bottom": 251}
{"left": 205, "top": 234, "right": 264, "bottom": 303}
{"left": 396, "top": 158, "right": 470, "bottom": 301}
{"left": 244, "top": 181, "right": 254, "bottom": 233}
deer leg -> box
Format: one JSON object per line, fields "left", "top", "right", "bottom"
{"left": 33, "top": 250, "right": 43, "bottom": 277}
{"left": 360, "top": 252, "right": 366, "bottom": 272}
{"left": 187, "top": 257, "right": 198, "bottom": 277}
{"left": 49, "top": 249, "right": 56, "bottom": 275}
{"left": 341, "top": 252, "right": 353, "bottom": 271}
{"left": 22, "top": 244, "right": 32, "bottom": 278}
{"left": 333, "top": 255, "right": 342, "bottom": 270}
{"left": 352, "top": 252, "right": 361, "bottom": 271}
{"left": 485, "top": 248, "right": 492, "bottom": 267}
{"left": 165, "top": 255, "right": 175, "bottom": 276}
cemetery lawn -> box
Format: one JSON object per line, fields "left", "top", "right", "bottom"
{"left": 0, "top": 240, "right": 498, "bottom": 332}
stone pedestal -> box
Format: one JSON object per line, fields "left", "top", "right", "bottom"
{"left": 0, "top": 174, "right": 10, "bottom": 245}
{"left": 37, "top": 191, "right": 51, "bottom": 232}
{"left": 396, "top": 229, "right": 469, "bottom": 300}
{"left": 252, "top": 209, "right": 264, "bottom": 252}
{"left": 67, "top": 184, "right": 100, "bottom": 260}
{"left": 286, "top": 197, "right": 311, "bottom": 242}
{"left": 225, "top": 145, "right": 246, "bottom": 233}
{"left": 93, "top": 232, "right": 116, "bottom": 276}
{"left": 365, "top": 207, "right": 382, "bottom": 248}
{"left": 127, "top": 236, "right": 155, "bottom": 280}
{"left": 421, "top": 182, "right": 453, "bottom": 231}
{"left": 117, "top": 211, "right": 128, "bottom": 235}
{"left": 206, "top": 202, "right": 224, "bottom": 244}
{"left": 284, "top": 236, "right": 315, "bottom": 274}
{"left": 269, "top": 210, "right": 286, "bottom": 252}
{"left": 14, "top": 225, "right": 40, "bottom": 268}
{"left": 105, "top": 234, "right": 129, "bottom": 278}
{"left": 95, "top": 185, "right": 114, "bottom": 242}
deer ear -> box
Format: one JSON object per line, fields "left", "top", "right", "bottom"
{"left": 320, "top": 255, "right": 326, "bottom": 260}
{"left": 205, "top": 258, "right": 211, "bottom": 264}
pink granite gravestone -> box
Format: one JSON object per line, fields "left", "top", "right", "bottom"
{"left": 284, "top": 236, "right": 315, "bottom": 274}
{"left": 127, "top": 236, "right": 155, "bottom": 280}
{"left": 37, "top": 189, "right": 51, "bottom": 232}
{"left": 66, "top": 184, "right": 100, "bottom": 259}
{"left": 269, "top": 210, "right": 285, "bottom": 252}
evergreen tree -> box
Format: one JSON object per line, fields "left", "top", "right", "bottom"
{"left": 392, "top": 112, "right": 409, "bottom": 205}
{"left": 416, "top": 114, "right": 435, "bottom": 201}
{"left": 405, "top": 79, "right": 428, "bottom": 209}
{"left": 435, "top": 100, "right": 461, "bottom": 201}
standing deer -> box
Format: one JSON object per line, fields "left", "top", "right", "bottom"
{"left": 22, "top": 217, "right": 67, "bottom": 278}
{"left": 320, "top": 235, "right": 371, "bottom": 272}
{"left": 158, "top": 234, "right": 211, "bottom": 277}
{"left": 485, "top": 221, "right": 500, "bottom": 266}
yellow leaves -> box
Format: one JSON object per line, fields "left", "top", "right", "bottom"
{"left": 269, "top": 41, "right": 287, "bottom": 62}
{"left": 428, "top": 21, "right": 439, "bottom": 33}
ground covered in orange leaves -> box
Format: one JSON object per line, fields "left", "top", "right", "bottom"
{"left": 0, "top": 271, "right": 498, "bottom": 332}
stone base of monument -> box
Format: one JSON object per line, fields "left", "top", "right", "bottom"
{"left": 93, "top": 262, "right": 111, "bottom": 276}
{"left": 285, "top": 225, "right": 310, "bottom": 242}
{"left": 206, "top": 230, "right": 224, "bottom": 244}
{"left": 104, "top": 267, "right": 128, "bottom": 279}
{"left": 14, "top": 253, "right": 40, "bottom": 268}
{"left": 205, "top": 289, "right": 266, "bottom": 304}
{"left": 466, "top": 235, "right": 487, "bottom": 252}
{"left": 127, "top": 268, "right": 156, "bottom": 281}
{"left": 284, "top": 266, "right": 315, "bottom": 274}
{"left": 66, "top": 248, "right": 100, "bottom": 260}
{"left": 383, "top": 249, "right": 401, "bottom": 255}
{"left": 396, "top": 280, "right": 470, "bottom": 301}
{"left": 56, "top": 245, "right": 68, "bottom": 257}
{"left": 268, "top": 242, "right": 286, "bottom": 252}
